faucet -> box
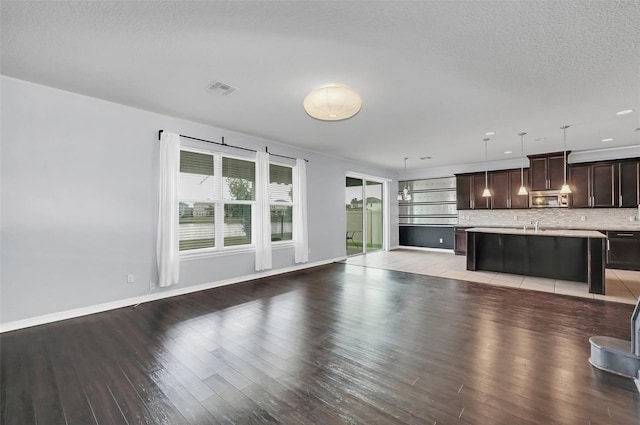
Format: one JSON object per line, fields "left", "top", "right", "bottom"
{"left": 534, "top": 221, "right": 540, "bottom": 233}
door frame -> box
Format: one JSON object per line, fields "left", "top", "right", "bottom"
{"left": 345, "top": 171, "right": 391, "bottom": 254}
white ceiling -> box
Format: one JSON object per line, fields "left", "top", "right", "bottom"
{"left": 2, "top": 1, "right": 640, "bottom": 172}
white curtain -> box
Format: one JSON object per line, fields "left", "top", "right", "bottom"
{"left": 293, "top": 158, "right": 309, "bottom": 263}
{"left": 255, "top": 151, "right": 272, "bottom": 271}
{"left": 156, "top": 131, "right": 180, "bottom": 287}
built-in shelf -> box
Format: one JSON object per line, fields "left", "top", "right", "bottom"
{"left": 399, "top": 177, "right": 457, "bottom": 226}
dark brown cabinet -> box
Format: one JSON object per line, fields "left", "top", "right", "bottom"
{"left": 454, "top": 227, "right": 468, "bottom": 255}
{"left": 569, "top": 162, "right": 617, "bottom": 208}
{"left": 569, "top": 164, "right": 591, "bottom": 208}
{"left": 490, "top": 169, "right": 529, "bottom": 209}
{"left": 472, "top": 173, "right": 490, "bottom": 209}
{"left": 490, "top": 171, "right": 509, "bottom": 209}
{"left": 509, "top": 169, "right": 530, "bottom": 209}
{"left": 619, "top": 160, "right": 640, "bottom": 207}
{"left": 456, "top": 173, "right": 489, "bottom": 210}
{"left": 457, "top": 169, "right": 529, "bottom": 210}
{"left": 606, "top": 231, "right": 640, "bottom": 271}
{"left": 529, "top": 152, "right": 566, "bottom": 191}
{"left": 456, "top": 175, "right": 471, "bottom": 210}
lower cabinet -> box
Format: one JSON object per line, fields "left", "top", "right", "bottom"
{"left": 454, "top": 227, "right": 468, "bottom": 255}
{"left": 607, "top": 231, "right": 640, "bottom": 271}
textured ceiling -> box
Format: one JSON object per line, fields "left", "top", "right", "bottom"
{"left": 2, "top": 1, "right": 640, "bottom": 171}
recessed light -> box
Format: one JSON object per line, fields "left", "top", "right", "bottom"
{"left": 503, "top": 150, "right": 512, "bottom": 154}
{"left": 535, "top": 137, "right": 547, "bottom": 142}
{"left": 485, "top": 131, "right": 496, "bottom": 136}
{"left": 616, "top": 109, "right": 633, "bottom": 115}
{"left": 602, "top": 138, "right": 614, "bottom": 142}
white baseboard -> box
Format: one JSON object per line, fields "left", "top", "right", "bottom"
{"left": 0, "top": 257, "right": 344, "bottom": 333}
{"left": 398, "top": 245, "right": 455, "bottom": 254}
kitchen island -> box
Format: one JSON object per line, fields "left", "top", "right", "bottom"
{"left": 466, "top": 227, "right": 607, "bottom": 294}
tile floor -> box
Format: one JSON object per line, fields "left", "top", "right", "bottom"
{"left": 344, "top": 248, "right": 640, "bottom": 305}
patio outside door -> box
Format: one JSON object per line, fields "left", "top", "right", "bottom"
{"left": 346, "top": 177, "right": 384, "bottom": 256}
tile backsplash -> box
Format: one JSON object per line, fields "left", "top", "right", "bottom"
{"left": 458, "top": 208, "right": 640, "bottom": 231}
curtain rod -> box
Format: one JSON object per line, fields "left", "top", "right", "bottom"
{"left": 158, "top": 130, "right": 308, "bottom": 163}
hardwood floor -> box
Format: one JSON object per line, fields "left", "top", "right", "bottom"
{"left": 2, "top": 263, "right": 639, "bottom": 424}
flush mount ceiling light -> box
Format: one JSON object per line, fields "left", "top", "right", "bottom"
{"left": 303, "top": 84, "right": 362, "bottom": 121}
{"left": 485, "top": 131, "right": 496, "bottom": 136}
{"left": 482, "top": 138, "right": 491, "bottom": 198}
{"left": 517, "top": 132, "right": 528, "bottom": 196}
{"left": 616, "top": 109, "right": 634, "bottom": 115}
{"left": 560, "top": 125, "right": 572, "bottom": 194}
{"left": 602, "top": 138, "right": 614, "bottom": 142}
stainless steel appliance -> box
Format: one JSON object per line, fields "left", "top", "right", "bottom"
{"left": 529, "top": 190, "right": 569, "bottom": 208}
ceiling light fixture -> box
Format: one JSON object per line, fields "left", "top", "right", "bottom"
{"left": 504, "top": 150, "right": 513, "bottom": 154}
{"left": 485, "top": 131, "right": 496, "bottom": 136}
{"left": 397, "top": 158, "right": 412, "bottom": 201}
{"left": 482, "top": 138, "right": 491, "bottom": 198}
{"left": 535, "top": 137, "right": 547, "bottom": 142}
{"left": 517, "top": 132, "right": 528, "bottom": 196}
{"left": 303, "top": 84, "right": 362, "bottom": 121}
{"left": 601, "top": 138, "right": 614, "bottom": 142}
{"left": 560, "top": 125, "right": 572, "bottom": 194}
{"left": 616, "top": 109, "right": 634, "bottom": 115}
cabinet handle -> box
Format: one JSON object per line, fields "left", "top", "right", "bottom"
{"left": 607, "top": 240, "right": 610, "bottom": 250}
{"left": 620, "top": 195, "right": 623, "bottom": 205}
{"left": 615, "top": 233, "right": 635, "bottom": 237}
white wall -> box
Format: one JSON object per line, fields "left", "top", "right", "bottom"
{"left": 0, "top": 76, "right": 399, "bottom": 326}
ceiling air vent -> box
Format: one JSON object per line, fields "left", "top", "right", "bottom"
{"left": 205, "top": 81, "right": 237, "bottom": 96}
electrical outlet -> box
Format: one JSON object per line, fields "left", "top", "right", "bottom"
{"left": 127, "top": 274, "right": 134, "bottom": 283}
{"left": 513, "top": 215, "right": 518, "bottom": 221}
{"left": 581, "top": 216, "right": 586, "bottom": 222}
{"left": 439, "top": 238, "right": 443, "bottom": 243}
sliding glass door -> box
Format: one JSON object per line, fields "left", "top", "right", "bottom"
{"left": 346, "top": 177, "right": 364, "bottom": 256}
{"left": 346, "top": 176, "right": 385, "bottom": 256}
{"left": 365, "top": 180, "right": 383, "bottom": 252}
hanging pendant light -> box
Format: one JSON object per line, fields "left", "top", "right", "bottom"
{"left": 559, "top": 125, "right": 572, "bottom": 194}
{"left": 517, "top": 132, "right": 528, "bottom": 195}
{"left": 397, "top": 158, "right": 412, "bottom": 201}
{"left": 482, "top": 138, "right": 491, "bottom": 197}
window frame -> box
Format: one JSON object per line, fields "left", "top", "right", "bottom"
{"left": 269, "top": 161, "right": 295, "bottom": 247}
{"left": 178, "top": 148, "right": 295, "bottom": 259}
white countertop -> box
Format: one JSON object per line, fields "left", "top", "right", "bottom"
{"left": 465, "top": 227, "right": 607, "bottom": 238}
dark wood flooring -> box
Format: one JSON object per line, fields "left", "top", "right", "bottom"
{"left": 1, "top": 263, "right": 639, "bottom": 424}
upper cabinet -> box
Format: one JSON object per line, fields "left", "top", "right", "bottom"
{"left": 456, "top": 173, "right": 489, "bottom": 210}
{"left": 456, "top": 155, "right": 639, "bottom": 211}
{"left": 490, "top": 169, "right": 529, "bottom": 209}
{"left": 528, "top": 152, "right": 566, "bottom": 191}
{"left": 619, "top": 160, "right": 640, "bottom": 208}
{"left": 569, "top": 162, "right": 617, "bottom": 208}
{"left": 457, "top": 169, "right": 528, "bottom": 210}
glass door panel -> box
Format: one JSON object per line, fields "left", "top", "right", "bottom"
{"left": 346, "top": 177, "right": 364, "bottom": 255}
{"left": 365, "top": 181, "right": 383, "bottom": 252}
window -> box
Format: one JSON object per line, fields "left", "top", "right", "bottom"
{"left": 178, "top": 149, "right": 255, "bottom": 251}
{"left": 269, "top": 164, "right": 293, "bottom": 242}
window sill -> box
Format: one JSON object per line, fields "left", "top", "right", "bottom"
{"left": 180, "top": 246, "right": 254, "bottom": 261}
{"left": 180, "top": 241, "right": 294, "bottom": 261}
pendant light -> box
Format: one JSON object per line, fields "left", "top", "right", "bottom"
{"left": 397, "top": 158, "right": 412, "bottom": 201}
{"left": 559, "top": 125, "right": 572, "bottom": 194}
{"left": 517, "top": 132, "right": 528, "bottom": 195}
{"left": 482, "top": 138, "right": 491, "bottom": 197}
